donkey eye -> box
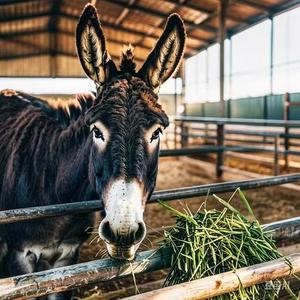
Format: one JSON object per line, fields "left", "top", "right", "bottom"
{"left": 92, "top": 126, "right": 104, "bottom": 141}
{"left": 150, "top": 128, "right": 162, "bottom": 143}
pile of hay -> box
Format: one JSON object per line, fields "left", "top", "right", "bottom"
{"left": 161, "top": 189, "right": 297, "bottom": 299}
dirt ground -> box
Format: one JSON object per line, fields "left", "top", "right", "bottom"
{"left": 74, "top": 156, "right": 300, "bottom": 299}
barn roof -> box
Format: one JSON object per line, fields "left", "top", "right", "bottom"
{"left": 0, "top": 0, "right": 299, "bottom": 77}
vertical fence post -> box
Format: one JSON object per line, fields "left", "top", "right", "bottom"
{"left": 174, "top": 121, "right": 177, "bottom": 149}
{"left": 204, "top": 123, "right": 209, "bottom": 144}
{"left": 263, "top": 95, "right": 268, "bottom": 145}
{"left": 274, "top": 134, "right": 280, "bottom": 176}
{"left": 216, "top": 122, "right": 225, "bottom": 178}
{"left": 284, "top": 92, "right": 290, "bottom": 169}
{"left": 180, "top": 122, "right": 188, "bottom": 148}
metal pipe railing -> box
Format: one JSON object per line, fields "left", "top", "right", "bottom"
{"left": 1, "top": 173, "right": 300, "bottom": 224}
{"left": 2, "top": 215, "right": 300, "bottom": 299}
{"left": 173, "top": 116, "right": 300, "bottom": 176}
{"left": 175, "top": 116, "right": 300, "bottom": 128}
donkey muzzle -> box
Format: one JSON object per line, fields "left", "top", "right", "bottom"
{"left": 99, "top": 220, "right": 146, "bottom": 260}
{"left": 99, "top": 178, "right": 147, "bottom": 260}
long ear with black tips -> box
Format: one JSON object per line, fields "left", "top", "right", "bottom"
{"left": 137, "top": 14, "right": 186, "bottom": 92}
{"left": 76, "top": 4, "right": 117, "bottom": 90}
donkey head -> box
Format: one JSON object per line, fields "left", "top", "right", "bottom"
{"left": 76, "top": 4, "right": 185, "bottom": 260}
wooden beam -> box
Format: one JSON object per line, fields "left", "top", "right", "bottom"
{"left": 0, "top": 0, "right": 45, "bottom": 4}
{"left": 114, "top": 0, "right": 136, "bottom": 25}
{"left": 233, "top": 0, "right": 270, "bottom": 12}
{"left": 164, "top": 0, "right": 250, "bottom": 25}
{"left": 0, "top": 52, "right": 49, "bottom": 60}
{"left": 0, "top": 28, "right": 48, "bottom": 38}
{"left": 0, "top": 36, "right": 48, "bottom": 52}
{"left": 124, "top": 253, "right": 300, "bottom": 300}
{"left": 0, "top": 50, "right": 144, "bottom": 65}
{"left": 106, "top": 0, "right": 217, "bottom": 33}
{"left": 0, "top": 10, "right": 210, "bottom": 46}
{"left": 0, "top": 28, "right": 153, "bottom": 52}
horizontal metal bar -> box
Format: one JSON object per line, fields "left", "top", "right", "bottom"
{"left": 179, "top": 129, "right": 300, "bottom": 139}
{"left": 149, "top": 173, "right": 300, "bottom": 202}
{"left": 1, "top": 174, "right": 300, "bottom": 224}
{"left": 0, "top": 247, "right": 171, "bottom": 299}
{"left": 175, "top": 116, "right": 300, "bottom": 128}
{"left": 161, "top": 146, "right": 291, "bottom": 157}
{"left": 2, "top": 214, "right": 300, "bottom": 299}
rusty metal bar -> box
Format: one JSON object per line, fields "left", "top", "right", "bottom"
{"left": 1, "top": 173, "right": 300, "bottom": 224}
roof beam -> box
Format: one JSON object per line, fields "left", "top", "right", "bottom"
{"left": 114, "top": 0, "right": 136, "bottom": 25}
{"left": 0, "top": 27, "right": 154, "bottom": 52}
{"left": 0, "top": 26, "right": 196, "bottom": 55}
{"left": 164, "top": 0, "right": 250, "bottom": 25}
{"left": 133, "top": 0, "right": 186, "bottom": 50}
{"left": 228, "top": 0, "right": 300, "bottom": 37}
{"left": 233, "top": 0, "right": 270, "bottom": 13}
{"left": 64, "top": 2, "right": 212, "bottom": 44}
{"left": 0, "top": 0, "right": 43, "bottom": 4}
{"left": 0, "top": 36, "right": 48, "bottom": 52}
{"left": 0, "top": 52, "right": 50, "bottom": 60}
{"left": 0, "top": 51, "right": 144, "bottom": 65}
{"left": 106, "top": 0, "right": 217, "bottom": 33}
{"left": 0, "top": 10, "right": 211, "bottom": 45}
{"left": 270, "top": 0, "right": 300, "bottom": 15}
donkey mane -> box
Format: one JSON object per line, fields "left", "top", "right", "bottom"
{"left": 0, "top": 89, "right": 96, "bottom": 127}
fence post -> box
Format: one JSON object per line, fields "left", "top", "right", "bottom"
{"left": 174, "top": 121, "right": 178, "bottom": 149}
{"left": 216, "top": 123, "right": 225, "bottom": 178}
{"left": 274, "top": 134, "right": 280, "bottom": 176}
{"left": 263, "top": 95, "right": 268, "bottom": 145}
{"left": 284, "top": 92, "right": 290, "bottom": 169}
{"left": 180, "top": 122, "right": 188, "bottom": 148}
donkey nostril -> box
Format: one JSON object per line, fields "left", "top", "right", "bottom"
{"left": 134, "top": 222, "right": 146, "bottom": 244}
{"left": 100, "top": 221, "right": 115, "bottom": 243}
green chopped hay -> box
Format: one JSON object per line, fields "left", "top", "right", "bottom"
{"left": 161, "top": 189, "right": 298, "bottom": 299}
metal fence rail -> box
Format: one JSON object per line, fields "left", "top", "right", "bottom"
{"left": 175, "top": 116, "right": 300, "bottom": 127}
{"left": 171, "top": 116, "right": 300, "bottom": 176}
{"left": 2, "top": 215, "right": 300, "bottom": 299}
{"left": 1, "top": 173, "right": 300, "bottom": 224}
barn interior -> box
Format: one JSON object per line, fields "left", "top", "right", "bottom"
{"left": 1, "top": 0, "right": 300, "bottom": 299}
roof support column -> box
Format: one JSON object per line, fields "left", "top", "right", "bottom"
{"left": 270, "top": 16, "right": 274, "bottom": 95}
{"left": 219, "top": 0, "right": 228, "bottom": 117}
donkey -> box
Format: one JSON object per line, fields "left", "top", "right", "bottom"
{"left": 0, "top": 4, "right": 185, "bottom": 298}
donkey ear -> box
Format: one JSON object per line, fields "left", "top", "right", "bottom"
{"left": 137, "top": 14, "right": 186, "bottom": 92}
{"left": 76, "top": 4, "right": 117, "bottom": 88}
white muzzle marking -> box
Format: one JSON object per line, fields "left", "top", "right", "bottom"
{"left": 100, "top": 178, "right": 144, "bottom": 237}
